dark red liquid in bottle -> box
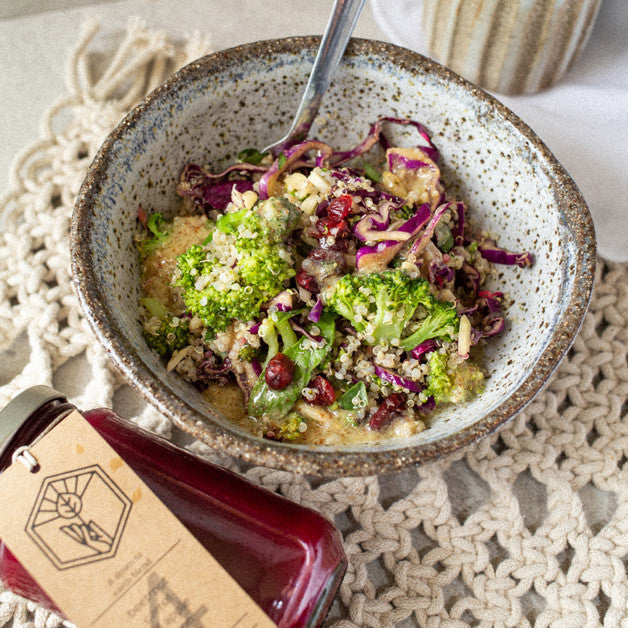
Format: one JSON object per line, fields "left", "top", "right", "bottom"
{"left": 0, "top": 393, "right": 346, "bottom": 627}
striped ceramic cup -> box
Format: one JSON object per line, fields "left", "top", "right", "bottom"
{"left": 422, "top": 0, "right": 602, "bottom": 95}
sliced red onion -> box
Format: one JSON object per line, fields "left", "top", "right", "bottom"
{"left": 374, "top": 365, "right": 422, "bottom": 393}
{"left": 249, "top": 322, "right": 261, "bottom": 334}
{"left": 410, "top": 202, "right": 451, "bottom": 257}
{"left": 410, "top": 339, "right": 438, "bottom": 360}
{"left": 258, "top": 140, "right": 333, "bottom": 199}
{"left": 356, "top": 203, "right": 431, "bottom": 272}
{"left": 251, "top": 359, "right": 263, "bottom": 376}
{"left": 307, "top": 299, "right": 323, "bottom": 322}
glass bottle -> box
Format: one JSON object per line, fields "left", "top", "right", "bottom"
{"left": 0, "top": 386, "right": 346, "bottom": 627}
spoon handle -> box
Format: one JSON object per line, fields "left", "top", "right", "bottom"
{"left": 263, "top": 0, "right": 366, "bottom": 156}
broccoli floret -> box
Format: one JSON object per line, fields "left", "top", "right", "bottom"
{"left": 137, "top": 212, "right": 170, "bottom": 257}
{"left": 216, "top": 196, "right": 299, "bottom": 248}
{"left": 424, "top": 351, "right": 451, "bottom": 403}
{"left": 326, "top": 269, "right": 457, "bottom": 349}
{"left": 237, "top": 343, "right": 259, "bottom": 362}
{"left": 174, "top": 199, "right": 299, "bottom": 338}
{"left": 175, "top": 244, "right": 215, "bottom": 292}
{"left": 398, "top": 301, "right": 458, "bottom": 352}
{"left": 265, "top": 412, "right": 307, "bottom": 441}
{"left": 425, "top": 351, "right": 485, "bottom": 404}
{"left": 326, "top": 269, "right": 430, "bottom": 343}
{"left": 143, "top": 316, "right": 190, "bottom": 357}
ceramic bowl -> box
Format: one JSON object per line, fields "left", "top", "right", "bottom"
{"left": 71, "top": 37, "right": 595, "bottom": 476}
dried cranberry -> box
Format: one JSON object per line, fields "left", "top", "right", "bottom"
{"left": 368, "top": 392, "right": 407, "bottom": 431}
{"left": 264, "top": 427, "right": 280, "bottom": 441}
{"left": 305, "top": 375, "right": 336, "bottom": 406}
{"left": 265, "top": 353, "right": 296, "bottom": 390}
{"left": 326, "top": 194, "right": 353, "bottom": 221}
{"left": 315, "top": 200, "right": 329, "bottom": 217}
{"left": 296, "top": 269, "right": 319, "bottom": 293}
{"left": 308, "top": 217, "right": 351, "bottom": 247}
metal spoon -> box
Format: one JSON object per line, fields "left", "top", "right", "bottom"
{"left": 261, "top": 0, "right": 366, "bottom": 156}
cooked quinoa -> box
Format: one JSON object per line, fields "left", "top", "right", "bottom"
{"left": 136, "top": 118, "right": 532, "bottom": 445}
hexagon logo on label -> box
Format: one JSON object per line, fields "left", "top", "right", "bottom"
{"left": 26, "top": 465, "right": 132, "bottom": 570}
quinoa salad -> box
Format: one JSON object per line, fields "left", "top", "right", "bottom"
{"left": 136, "top": 117, "right": 533, "bottom": 446}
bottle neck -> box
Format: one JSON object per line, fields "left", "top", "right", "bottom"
{"left": 0, "top": 399, "right": 76, "bottom": 472}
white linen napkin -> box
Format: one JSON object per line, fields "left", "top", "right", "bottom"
{"left": 369, "top": 0, "right": 628, "bottom": 262}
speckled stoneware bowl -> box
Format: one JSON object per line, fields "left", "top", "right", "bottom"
{"left": 71, "top": 37, "right": 595, "bottom": 476}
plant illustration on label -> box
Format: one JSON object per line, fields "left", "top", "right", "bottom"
{"left": 26, "top": 464, "right": 131, "bottom": 570}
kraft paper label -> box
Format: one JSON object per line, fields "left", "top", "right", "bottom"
{"left": 0, "top": 411, "right": 276, "bottom": 627}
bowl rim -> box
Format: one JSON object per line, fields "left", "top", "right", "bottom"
{"left": 71, "top": 36, "right": 596, "bottom": 476}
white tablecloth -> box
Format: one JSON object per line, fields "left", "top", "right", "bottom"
{"left": 370, "top": 0, "right": 628, "bottom": 263}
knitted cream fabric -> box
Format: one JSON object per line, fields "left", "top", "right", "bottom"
{"left": 0, "top": 21, "right": 626, "bottom": 628}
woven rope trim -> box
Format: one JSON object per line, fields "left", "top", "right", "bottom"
{"left": 0, "top": 20, "right": 626, "bottom": 628}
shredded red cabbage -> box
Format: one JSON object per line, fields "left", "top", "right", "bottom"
{"left": 258, "top": 140, "right": 333, "bottom": 199}
{"left": 177, "top": 164, "right": 255, "bottom": 212}
{"left": 478, "top": 240, "right": 534, "bottom": 268}
{"left": 374, "top": 365, "right": 422, "bottom": 393}
{"left": 411, "top": 202, "right": 451, "bottom": 257}
{"left": 387, "top": 151, "right": 430, "bottom": 171}
{"left": 308, "top": 299, "right": 323, "bottom": 322}
{"left": 410, "top": 339, "right": 438, "bottom": 360}
{"left": 356, "top": 203, "right": 431, "bottom": 271}
{"left": 329, "top": 117, "right": 439, "bottom": 166}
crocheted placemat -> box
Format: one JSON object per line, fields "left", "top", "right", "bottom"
{"left": 0, "top": 21, "right": 626, "bottom": 628}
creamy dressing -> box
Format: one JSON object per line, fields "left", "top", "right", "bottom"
{"left": 201, "top": 382, "right": 422, "bottom": 446}
{"left": 142, "top": 214, "right": 211, "bottom": 311}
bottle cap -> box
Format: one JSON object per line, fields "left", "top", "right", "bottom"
{"left": 0, "top": 386, "right": 66, "bottom": 453}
